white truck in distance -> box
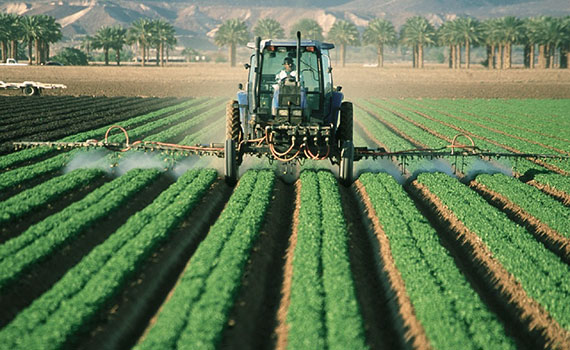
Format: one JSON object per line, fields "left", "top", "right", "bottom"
{"left": 0, "top": 58, "right": 28, "bottom": 66}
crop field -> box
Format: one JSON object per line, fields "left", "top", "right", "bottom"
{"left": 1, "top": 95, "right": 569, "bottom": 350}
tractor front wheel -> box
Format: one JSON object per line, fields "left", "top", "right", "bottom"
{"left": 23, "top": 86, "right": 39, "bottom": 96}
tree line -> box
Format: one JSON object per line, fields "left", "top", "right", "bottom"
{"left": 1, "top": 12, "right": 569, "bottom": 68}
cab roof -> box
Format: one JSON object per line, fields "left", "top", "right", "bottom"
{"left": 247, "top": 39, "right": 335, "bottom": 51}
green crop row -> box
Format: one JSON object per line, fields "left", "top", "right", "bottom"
{"left": 533, "top": 173, "right": 570, "bottom": 196}
{"left": 0, "top": 168, "right": 105, "bottom": 225}
{"left": 416, "top": 172, "right": 570, "bottom": 330}
{"left": 287, "top": 170, "right": 367, "bottom": 350}
{"left": 371, "top": 99, "right": 544, "bottom": 175}
{"left": 0, "top": 168, "right": 216, "bottom": 350}
{"left": 360, "top": 172, "right": 515, "bottom": 350}
{"left": 475, "top": 173, "right": 570, "bottom": 237}
{"left": 387, "top": 99, "right": 570, "bottom": 173}
{"left": 0, "top": 168, "right": 160, "bottom": 290}
{"left": 0, "top": 98, "right": 222, "bottom": 192}
{"left": 136, "top": 170, "right": 274, "bottom": 350}
{"left": 0, "top": 98, "right": 204, "bottom": 170}
{"left": 417, "top": 99, "right": 570, "bottom": 150}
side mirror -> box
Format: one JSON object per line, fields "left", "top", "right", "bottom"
{"left": 336, "top": 86, "right": 342, "bottom": 92}
{"left": 328, "top": 67, "right": 333, "bottom": 73}
{"left": 238, "top": 83, "right": 244, "bottom": 90}
{"left": 244, "top": 63, "right": 250, "bottom": 69}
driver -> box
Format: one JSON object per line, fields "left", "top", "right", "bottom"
{"left": 275, "top": 56, "right": 297, "bottom": 83}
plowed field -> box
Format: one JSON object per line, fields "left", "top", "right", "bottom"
{"left": 1, "top": 95, "right": 569, "bottom": 350}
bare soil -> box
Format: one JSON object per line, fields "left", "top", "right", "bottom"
{"left": 2, "top": 64, "right": 570, "bottom": 99}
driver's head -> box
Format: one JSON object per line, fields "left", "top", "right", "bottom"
{"left": 282, "top": 57, "right": 294, "bottom": 71}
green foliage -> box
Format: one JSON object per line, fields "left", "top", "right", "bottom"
{"left": 253, "top": 17, "right": 285, "bottom": 39}
{"left": 0, "top": 169, "right": 216, "bottom": 350}
{"left": 50, "top": 47, "right": 88, "bottom": 65}
{"left": 287, "top": 170, "right": 367, "bottom": 350}
{"left": 289, "top": 18, "right": 323, "bottom": 41}
{"left": 361, "top": 172, "right": 515, "bottom": 349}
{"left": 416, "top": 172, "right": 570, "bottom": 330}
{"left": 327, "top": 20, "right": 360, "bottom": 46}
{"left": 0, "top": 168, "right": 160, "bottom": 290}
{"left": 137, "top": 170, "right": 275, "bottom": 350}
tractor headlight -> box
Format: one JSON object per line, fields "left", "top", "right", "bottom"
{"left": 292, "top": 109, "right": 303, "bottom": 117}
{"left": 278, "top": 109, "right": 289, "bottom": 117}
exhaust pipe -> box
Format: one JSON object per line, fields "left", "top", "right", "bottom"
{"left": 296, "top": 31, "right": 301, "bottom": 84}
{"left": 253, "top": 36, "right": 261, "bottom": 112}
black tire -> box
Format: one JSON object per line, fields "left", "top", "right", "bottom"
{"left": 224, "top": 139, "right": 238, "bottom": 186}
{"left": 337, "top": 101, "right": 353, "bottom": 145}
{"left": 339, "top": 140, "right": 354, "bottom": 186}
{"left": 23, "top": 86, "right": 38, "bottom": 96}
{"left": 226, "top": 99, "right": 242, "bottom": 142}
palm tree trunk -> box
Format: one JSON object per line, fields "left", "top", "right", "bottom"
{"left": 455, "top": 44, "right": 461, "bottom": 69}
{"left": 412, "top": 46, "right": 416, "bottom": 68}
{"left": 116, "top": 49, "right": 120, "bottom": 65}
{"left": 538, "top": 44, "right": 545, "bottom": 68}
{"left": 45, "top": 43, "right": 50, "bottom": 63}
{"left": 341, "top": 44, "right": 347, "bottom": 67}
{"left": 141, "top": 42, "right": 145, "bottom": 67}
{"left": 34, "top": 40, "right": 40, "bottom": 65}
{"left": 1, "top": 41, "right": 6, "bottom": 63}
{"left": 230, "top": 42, "right": 236, "bottom": 67}
{"left": 528, "top": 43, "right": 534, "bottom": 69}
{"left": 28, "top": 42, "right": 33, "bottom": 65}
{"left": 507, "top": 43, "right": 512, "bottom": 69}
{"left": 498, "top": 44, "right": 503, "bottom": 70}
{"left": 449, "top": 45, "right": 453, "bottom": 68}
{"left": 377, "top": 44, "right": 383, "bottom": 68}
{"left": 549, "top": 45, "right": 555, "bottom": 69}
{"left": 565, "top": 48, "right": 570, "bottom": 69}
{"left": 487, "top": 45, "right": 493, "bottom": 69}
{"left": 104, "top": 48, "right": 109, "bottom": 65}
{"left": 465, "top": 39, "right": 470, "bottom": 69}
{"left": 10, "top": 40, "right": 16, "bottom": 59}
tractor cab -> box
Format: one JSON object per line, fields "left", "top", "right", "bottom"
{"left": 225, "top": 32, "right": 354, "bottom": 186}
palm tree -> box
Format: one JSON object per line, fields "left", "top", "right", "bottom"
{"left": 454, "top": 17, "right": 480, "bottom": 69}
{"left": 150, "top": 19, "right": 176, "bottom": 67}
{"left": 110, "top": 26, "right": 127, "bottom": 65}
{"left": 128, "top": 18, "right": 152, "bottom": 66}
{"left": 495, "top": 16, "right": 524, "bottom": 69}
{"left": 363, "top": 18, "right": 397, "bottom": 68}
{"left": 480, "top": 19, "right": 501, "bottom": 69}
{"left": 253, "top": 18, "right": 284, "bottom": 39}
{"left": 439, "top": 20, "right": 461, "bottom": 68}
{"left": 19, "top": 15, "right": 41, "bottom": 64}
{"left": 39, "top": 15, "right": 62, "bottom": 63}
{"left": 80, "top": 35, "right": 93, "bottom": 60}
{"left": 0, "top": 13, "right": 20, "bottom": 61}
{"left": 400, "top": 16, "right": 436, "bottom": 68}
{"left": 92, "top": 26, "right": 115, "bottom": 65}
{"left": 289, "top": 19, "right": 324, "bottom": 41}
{"left": 562, "top": 16, "right": 570, "bottom": 68}
{"left": 214, "top": 18, "right": 249, "bottom": 67}
{"left": 327, "top": 20, "right": 359, "bottom": 67}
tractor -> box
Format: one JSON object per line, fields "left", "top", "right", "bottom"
{"left": 224, "top": 32, "right": 354, "bottom": 185}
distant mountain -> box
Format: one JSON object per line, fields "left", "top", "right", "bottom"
{"left": 1, "top": 0, "right": 569, "bottom": 51}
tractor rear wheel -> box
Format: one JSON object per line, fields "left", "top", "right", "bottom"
{"left": 225, "top": 100, "right": 242, "bottom": 185}
{"left": 23, "top": 86, "right": 39, "bottom": 96}
{"left": 337, "top": 101, "right": 353, "bottom": 145}
{"left": 338, "top": 101, "right": 353, "bottom": 185}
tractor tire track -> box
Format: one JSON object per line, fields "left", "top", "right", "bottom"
{"left": 220, "top": 178, "right": 295, "bottom": 350}
{"left": 74, "top": 178, "right": 233, "bottom": 350}
{"left": 407, "top": 180, "right": 570, "bottom": 349}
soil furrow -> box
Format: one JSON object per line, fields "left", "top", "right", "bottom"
{"left": 220, "top": 178, "right": 295, "bottom": 350}
{"left": 340, "top": 182, "right": 405, "bottom": 350}
{"left": 354, "top": 180, "right": 431, "bottom": 350}
{"left": 527, "top": 180, "right": 570, "bottom": 207}
{"left": 73, "top": 178, "right": 233, "bottom": 350}
{"left": 274, "top": 180, "right": 300, "bottom": 350}
{"left": 407, "top": 180, "right": 570, "bottom": 349}
{"left": 470, "top": 181, "right": 570, "bottom": 264}
{"left": 0, "top": 172, "right": 175, "bottom": 329}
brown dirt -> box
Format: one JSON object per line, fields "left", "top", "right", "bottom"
{"left": 528, "top": 180, "right": 570, "bottom": 206}
{"left": 470, "top": 181, "right": 570, "bottom": 264}
{"left": 2, "top": 64, "right": 570, "bottom": 99}
{"left": 354, "top": 180, "right": 432, "bottom": 350}
{"left": 274, "top": 180, "right": 300, "bottom": 350}
{"left": 408, "top": 180, "right": 570, "bottom": 349}
{"left": 220, "top": 178, "right": 294, "bottom": 350}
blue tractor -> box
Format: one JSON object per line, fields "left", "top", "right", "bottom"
{"left": 224, "top": 32, "right": 354, "bottom": 185}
